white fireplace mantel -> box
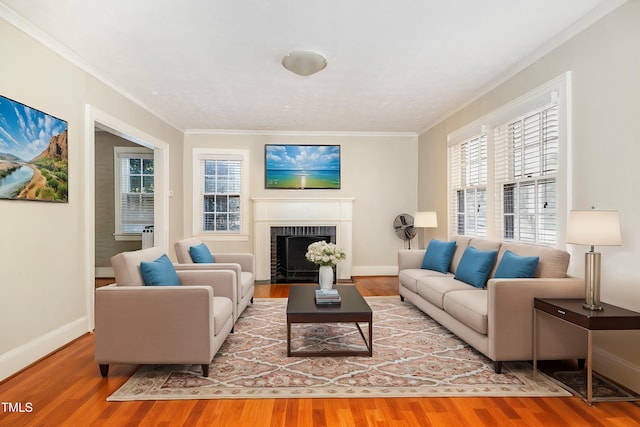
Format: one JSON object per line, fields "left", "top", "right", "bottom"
{"left": 252, "top": 197, "right": 354, "bottom": 281}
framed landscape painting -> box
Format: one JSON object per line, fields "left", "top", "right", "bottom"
{"left": 265, "top": 144, "right": 341, "bottom": 189}
{"left": 0, "top": 95, "right": 68, "bottom": 202}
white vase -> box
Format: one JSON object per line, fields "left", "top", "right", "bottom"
{"left": 318, "top": 265, "right": 334, "bottom": 290}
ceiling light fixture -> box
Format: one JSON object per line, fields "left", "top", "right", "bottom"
{"left": 282, "top": 51, "right": 327, "bottom": 76}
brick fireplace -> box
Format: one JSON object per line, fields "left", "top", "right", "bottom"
{"left": 252, "top": 197, "right": 354, "bottom": 281}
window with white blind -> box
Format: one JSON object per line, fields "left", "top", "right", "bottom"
{"left": 448, "top": 134, "right": 488, "bottom": 237}
{"left": 494, "top": 104, "right": 559, "bottom": 245}
{"left": 114, "top": 147, "right": 154, "bottom": 238}
{"left": 193, "top": 148, "right": 249, "bottom": 239}
{"left": 446, "top": 73, "right": 570, "bottom": 246}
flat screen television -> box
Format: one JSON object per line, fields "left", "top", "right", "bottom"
{"left": 265, "top": 144, "right": 341, "bottom": 189}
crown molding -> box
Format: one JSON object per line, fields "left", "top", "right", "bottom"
{"left": 0, "top": 4, "right": 183, "bottom": 133}
{"left": 184, "top": 128, "right": 417, "bottom": 138}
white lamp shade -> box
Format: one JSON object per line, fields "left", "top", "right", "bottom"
{"left": 566, "top": 210, "right": 621, "bottom": 246}
{"left": 414, "top": 211, "right": 438, "bottom": 228}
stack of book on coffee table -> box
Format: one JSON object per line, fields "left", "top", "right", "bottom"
{"left": 315, "top": 289, "right": 342, "bottom": 305}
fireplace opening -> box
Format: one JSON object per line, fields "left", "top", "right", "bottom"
{"left": 270, "top": 225, "right": 337, "bottom": 283}
{"left": 276, "top": 235, "right": 333, "bottom": 283}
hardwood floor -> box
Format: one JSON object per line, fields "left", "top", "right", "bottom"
{"left": 1, "top": 276, "right": 639, "bottom": 427}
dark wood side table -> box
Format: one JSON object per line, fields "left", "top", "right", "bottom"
{"left": 533, "top": 298, "right": 640, "bottom": 404}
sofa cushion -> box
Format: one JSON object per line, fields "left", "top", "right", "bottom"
{"left": 498, "top": 242, "right": 570, "bottom": 278}
{"left": 494, "top": 250, "right": 539, "bottom": 278}
{"left": 416, "top": 276, "right": 476, "bottom": 309}
{"left": 443, "top": 290, "right": 488, "bottom": 335}
{"left": 140, "top": 254, "right": 181, "bottom": 286}
{"left": 421, "top": 240, "right": 456, "bottom": 273}
{"left": 400, "top": 269, "right": 451, "bottom": 293}
{"left": 454, "top": 246, "right": 498, "bottom": 288}
{"left": 189, "top": 243, "right": 215, "bottom": 263}
{"left": 449, "top": 236, "right": 473, "bottom": 273}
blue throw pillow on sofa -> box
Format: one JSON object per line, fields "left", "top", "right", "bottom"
{"left": 494, "top": 250, "right": 539, "bottom": 278}
{"left": 454, "top": 246, "right": 498, "bottom": 288}
{"left": 421, "top": 240, "right": 456, "bottom": 274}
{"left": 140, "top": 254, "right": 180, "bottom": 286}
{"left": 189, "top": 243, "right": 215, "bottom": 263}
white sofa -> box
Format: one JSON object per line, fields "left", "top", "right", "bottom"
{"left": 398, "top": 236, "right": 587, "bottom": 373}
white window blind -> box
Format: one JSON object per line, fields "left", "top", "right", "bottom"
{"left": 448, "top": 134, "right": 488, "bottom": 237}
{"left": 494, "top": 104, "right": 559, "bottom": 245}
{"left": 198, "top": 156, "right": 242, "bottom": 233}
{"left": 116, "top": 151, "right": 154, "bottom": 234}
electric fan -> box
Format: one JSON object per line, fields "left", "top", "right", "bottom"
{"left": 393, "top": 214, "right": 417, "bottom": 249}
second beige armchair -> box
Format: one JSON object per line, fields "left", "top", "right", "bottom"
{"left": 174, "top": 237, "right": 255, "bottom": 320}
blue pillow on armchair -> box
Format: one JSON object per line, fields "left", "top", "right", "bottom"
{"left": 421, "top": 240, "right": 456, "bottom": 274}
{"left": 454, "top": 246, "right": 498, "bottom": 288}
{"left": 189, "top": 243, "right": 215, "bottom": 263}
{"left": 140, "top": 254, "right": 180, "bottom": 286}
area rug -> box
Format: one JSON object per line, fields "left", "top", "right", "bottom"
{"left": 552, "top": 371, "right": 639, "bottom": 401}
{"left": 108, "top": 297, "right": 570, "bottom": 401}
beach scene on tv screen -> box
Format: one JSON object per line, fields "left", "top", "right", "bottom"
{"left": 266, "top": 145, "right": 340, "bottom": 189}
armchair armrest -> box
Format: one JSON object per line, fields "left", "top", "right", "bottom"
{"left": 212, "top": 253, "right": 255, "bottom": 274}
{"left": 94, "top": 284, "right": 214, "bottom": 364}
{"left": 174, "top": 262, "right": 242, "bottom": 281}
{"left": 176, "top": 269, "right": 237, "bottom": 320}
{"left": 398, "top": 249, "right": 426, "bottom": 271}
{"left": 487, "top": 277, "right": 586, "bottom": 360}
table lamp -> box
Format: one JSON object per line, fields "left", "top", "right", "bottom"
{"left": 414, "top": 211, "right": 438, "bottom": 248}
{"left": 566, "top": 210, "right": 621, "bottom": 311}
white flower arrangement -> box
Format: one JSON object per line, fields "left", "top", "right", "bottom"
{"left": 305, "top": 241, "right": 346, "bottom": 267}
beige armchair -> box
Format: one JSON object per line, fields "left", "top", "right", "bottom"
{"left": 94, "top": 246, "right": 236, "bottom": 377}
{"left": 174, "top": 237, "right": 255, "bottom": 320}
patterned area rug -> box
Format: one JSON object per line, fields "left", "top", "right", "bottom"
{"left": 108, "top": 297, "right": 571, "bottom": 401}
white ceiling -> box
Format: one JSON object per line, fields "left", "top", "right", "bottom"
{"left": 1, "top": 0, "right": 616, "bottom": 133}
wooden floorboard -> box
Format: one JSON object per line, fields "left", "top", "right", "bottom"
{"left": 1, "top": 276, "right": 639, "bottom": 426}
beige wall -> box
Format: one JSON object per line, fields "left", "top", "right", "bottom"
{"left": 183, "top": 132, "right": 418, "bottom": 275}
{"left": 94, "top": 132, "right": 150, "bottom": 269}
{"left": 0, "top": 16, "right": 183, "bottom": 380}
{"left": 418, "top": 1, "right": 640, "bottom": 392}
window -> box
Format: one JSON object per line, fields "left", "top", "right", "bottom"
{"left": 193, "top": 149, "right": 249, "bottom": 239}
{"left": 114, "top": 147, "right": 154, "bottom": 238}
{"left": 446, "top": 73, "right": 570, "bottom": 246}
{"left": 494, "top": 105, "right": 559, "bottom": 245}
{"left": 449, "top": 134, "right": 487, "bottom": 237}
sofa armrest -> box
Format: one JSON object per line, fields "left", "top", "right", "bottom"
{"left": 94, "top": 284, "right": 214, "bottom": 363}
{"left": 398, "top": 249, "right": 426, "bottom": 271}
{"left": 212, "top": 253, "right": 255, "bottom": 274}
{"left": 487, "top": 277, "right": 586, "bottom": 360}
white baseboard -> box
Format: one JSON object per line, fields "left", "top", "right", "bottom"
{"left": 95, "top": 267, "right": 114, "bottom": 278}
{"left": 0, "top": 317, "right": 89, "bottom": 382}
{"left": 593, "top": 346, "right": 640, "bottom": 394}
{"left": 350, "top": 265, "right": 398, "bottom": 277}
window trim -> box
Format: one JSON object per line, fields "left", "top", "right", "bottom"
{"left": 192, "top": 148, "right": 250, "bottom": 241}
{"left": 113, "top": 146, "right": 154, "bottom": 241}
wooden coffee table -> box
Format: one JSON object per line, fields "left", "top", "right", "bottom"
{"left": 286, "top": 285, "right": 373, "bottom": 357}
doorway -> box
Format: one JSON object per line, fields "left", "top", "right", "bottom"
{"left": 84, "top": 105, "right": 170, "bottom": 329}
